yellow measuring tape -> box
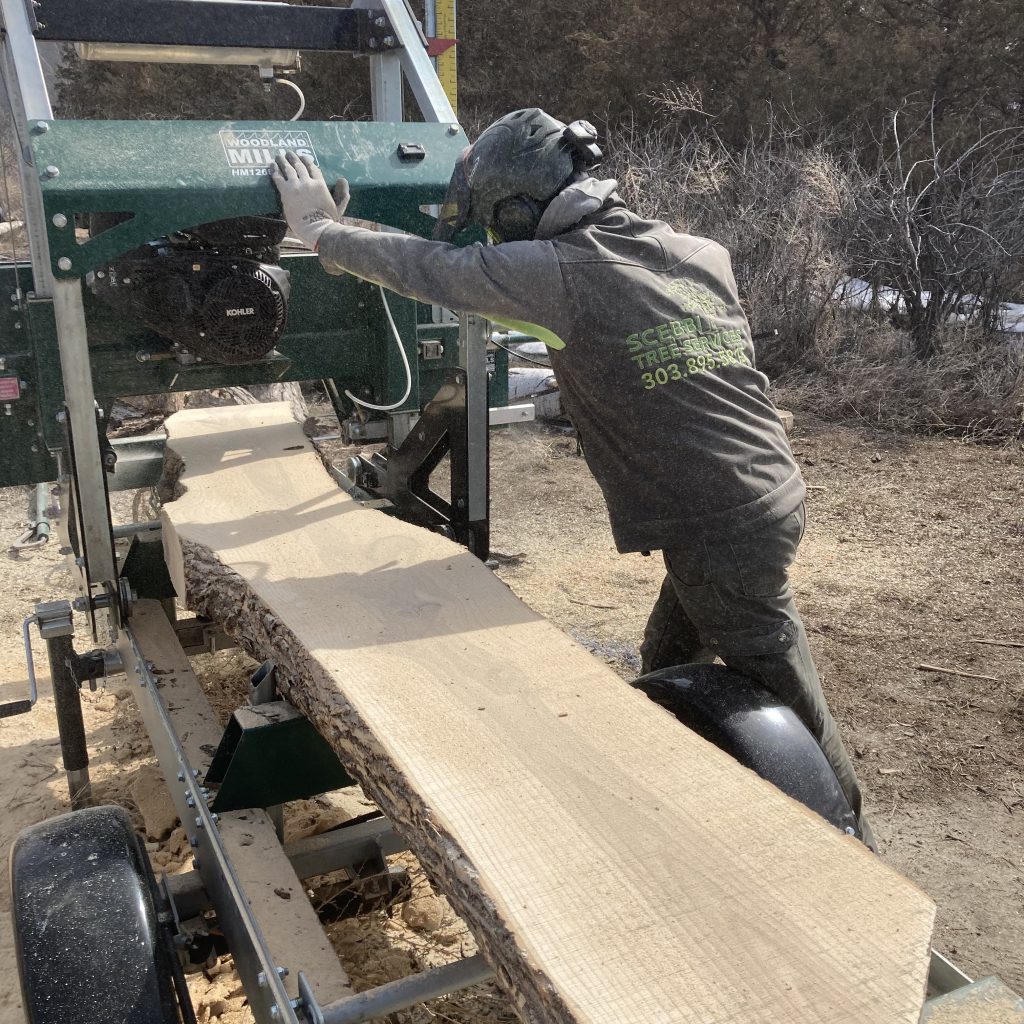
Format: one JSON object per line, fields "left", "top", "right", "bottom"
{"left": 434, "top": 0, "right": 457, "bottom": 115}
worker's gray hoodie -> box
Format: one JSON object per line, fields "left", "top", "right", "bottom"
{"left": 316, "top": 179, "right": 804, "bottom": 553}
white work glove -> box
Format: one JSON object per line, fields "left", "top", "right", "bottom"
{"left": 270, "top": 151, "right": 350, "bottom": 249}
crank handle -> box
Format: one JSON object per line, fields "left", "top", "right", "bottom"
{"left": 0, "top": 615, "right": 41, "bottom": 719}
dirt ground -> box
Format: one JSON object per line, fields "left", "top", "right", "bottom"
{"left": 0, "top": 412, "right": 1021, "bottom": 1023}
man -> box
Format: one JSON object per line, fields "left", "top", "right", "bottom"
{"left": 271, "top": 108, "right": 871, "bottom": 844}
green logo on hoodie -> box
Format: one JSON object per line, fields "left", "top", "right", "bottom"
{"left": 665, "top": 279, "right": 727, "bottom": 318}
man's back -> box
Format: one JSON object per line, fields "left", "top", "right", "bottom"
{"left": 541, "top": 203, "right": 803, "bottom": 553}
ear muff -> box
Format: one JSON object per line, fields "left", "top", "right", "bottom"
{"left": 563, "top": 119, "right": 603, "bottom": 169}
{"left": 491, "top": 195, "right": 544, "bottom": 243}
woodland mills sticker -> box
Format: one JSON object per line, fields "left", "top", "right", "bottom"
{"left": 219, "top": 129, "right": 319, "bottom": 177}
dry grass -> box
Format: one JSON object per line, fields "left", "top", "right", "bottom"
{"left": 773, "top": 324, "right": 1024, "bottom": 438}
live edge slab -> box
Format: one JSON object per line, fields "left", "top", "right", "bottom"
{"left": 160, "top": 403, "right": 935, "bottom": 1024}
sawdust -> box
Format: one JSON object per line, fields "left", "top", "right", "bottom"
{"left": 0, "top": 415, "right": 1021, "bottom": 1024}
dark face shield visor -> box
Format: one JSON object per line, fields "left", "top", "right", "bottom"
{"left": 432, "top": 150, "right": 473, "bottom": 242}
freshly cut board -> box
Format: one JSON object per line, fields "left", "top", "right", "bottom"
{"left": 160, "top": 403, "right": 935, "bottom": 1024}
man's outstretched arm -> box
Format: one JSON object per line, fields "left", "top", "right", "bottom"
{"left": 271, "top": 152, "right": 569, "bottom": 343}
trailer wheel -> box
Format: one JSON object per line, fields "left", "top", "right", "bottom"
{"left": 11, "top": 805, "right": 187, "bottom": 1024}
{"left": 633, "top": 663, "right": 861, "bottom": 839}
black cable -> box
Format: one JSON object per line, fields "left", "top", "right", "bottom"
{"left": 491, "top": 336, "right": 553, "bottom": 368}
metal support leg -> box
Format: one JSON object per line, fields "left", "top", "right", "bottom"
{"left": 47, "top": 634, "right": 92, "bottom": 808}
{"left": 456, "top": 313, "right": 490, "bottom": 558}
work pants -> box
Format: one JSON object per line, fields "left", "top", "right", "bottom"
{"left": 639, "top": 505, "right": 874, "bottom": 847}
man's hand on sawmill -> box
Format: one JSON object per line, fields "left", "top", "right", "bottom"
{"left": 271, "top": 152, "right": 350, "bottom": 249}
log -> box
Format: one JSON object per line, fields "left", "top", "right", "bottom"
{"left": 160, "top": 403, "right": 935, "bottom": 1024}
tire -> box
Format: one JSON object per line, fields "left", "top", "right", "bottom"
{"left": 11, "top": 805, "right": 184, "bottom": 1024}
{"left": 633, "top": 663, "right": 861, "bottom": 838}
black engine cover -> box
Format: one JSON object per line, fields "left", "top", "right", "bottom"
{"left": 89, "top": 224, "right": 291, "bottom": 364}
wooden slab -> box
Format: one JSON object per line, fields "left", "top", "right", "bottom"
{"left": 160, "top": 403, "right": 935, "bottom": 1024}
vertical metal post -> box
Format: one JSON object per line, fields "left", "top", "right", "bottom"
{"left": 351, "top": 0, "right": 403, "bottom": 121}
{"left": 0, "top": 0, "right": 117, "bottom": 631}
{"left": 458, "top": 313, "right": 489, "bottom": 556}
{"left": 52, "top": 279, "right": 118, "bottom": 590}
{"left": 367, "top": 52, "right": 403, "bottom": 122}
{"left": 47, "top": 635, "right": 92, "bottom": 809}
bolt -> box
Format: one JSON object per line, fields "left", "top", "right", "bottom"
{"left": 195, "top": 816, "right": 204, "bottom": 829}
{"left": 374, "top": 15, "right": 387, "bottom": 26}
{"left": 417, "top": 431, "right": 425, "bottom": 441}
{"left": 192, "top": 857, "right": 200, "bottom": 869}
{"left": 270, "top": 1008, "right": 280, "bottom": 1020}
{"left": 177, "top": 770, "right": 185, "bottom": 782}
{"left": 33, "top": 120, "right": 49, "bottom": 133}
{"left": 277, "top": 967, "right": 289, "bottom": 979}
{"left": 51, "top": 213, "right": 67, "bottom": 228}
{"left": 258, "top": 972, "right": 269, "bottom": 989}
{"left": 74, "top": 556, "right": 84, "bottom": 567}
{"left": 193, "top": 768, "right": 200, "bottom": 777}
{"left": 447, "top": 124, "right": 459, "bottom": 135}
{"left": 42, "top": 165, "right": 59, "bottom": 179}
{"left": 189, "top": 836, "right": 199, "bottom": 848}
{"left": 57, "top": 257, "right": 72, "bottom": 271}
{"left": 367, "top": 37, "right": 378, "bottom": 48}
{"left": 455, "top": 374, "right": 464, "bottom": 384}
{"left": 186, "top": 794, "right": 195, "bottom": 808}
{"left": 456, "top": 497, "right": 466, "bottom": 509}
{"left": 382, "top": 34, "right": 396, "bottom": 46}
{"left": 14, "top": 321, "right": 21, "bottom": 329}
{"left": 30, "top": 444, "right": 37, "bottom": 452}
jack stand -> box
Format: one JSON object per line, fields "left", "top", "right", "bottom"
{"left": 47, "top": 633, "right": 92, "bottom": 809}
{"left": 23, "top": 599, "right": 123, "bottom": 808}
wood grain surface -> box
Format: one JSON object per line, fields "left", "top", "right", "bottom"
{"left": 160, "top": 402, "right": 936, "bottom": 1024}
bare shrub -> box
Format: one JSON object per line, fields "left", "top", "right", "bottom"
{"left": 605, "top": 109, "right": 1024, "bottom": 437}
{"left": 851, "top": 106, "right": 1024, "bottom": 359}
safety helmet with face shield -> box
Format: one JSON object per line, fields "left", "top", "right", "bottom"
{"left": 432, "top": 108, "right": 603, "bottom": 244}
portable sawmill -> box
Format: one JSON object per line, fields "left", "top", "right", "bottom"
{"left": 0, "top": 1, "right": 1018, "bottom": 1022}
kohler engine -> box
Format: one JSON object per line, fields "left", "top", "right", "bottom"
{"left": 89, "top": 215, "right": 291, "bottom": 365}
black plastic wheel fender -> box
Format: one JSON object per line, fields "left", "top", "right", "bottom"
{"left": 10, "top": 805, "right": 183, "bottom": 1024}
{"left": 632, "top": 663, "right": 860, "bottom": 839}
